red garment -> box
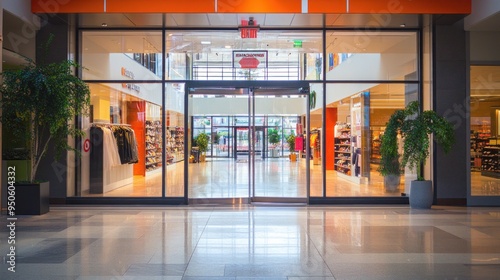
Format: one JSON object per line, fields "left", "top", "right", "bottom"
{"left": 295, "top": 136, "right": 303, "bottom": 151}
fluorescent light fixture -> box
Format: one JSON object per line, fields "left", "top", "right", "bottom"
{"left": 201, "top": 41, "right": 211, "bottom": 45}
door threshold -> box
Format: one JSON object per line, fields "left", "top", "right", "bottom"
{"left": 188, "top": 197, "right": 308, "bottom": 205}
{"left": 251, "top": 197, "right": 307, "bottom": 204}
{"left": 189, "top": 198, "right": 249, "bottom": 205}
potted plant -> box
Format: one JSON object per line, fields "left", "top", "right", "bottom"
{"left": 0, "top": 35, "right": 91, "bottom": 214}
{"left": 377, "top": 110, "right": 404, "bottom": 192}
{"left": 213, "top": 132, "right": 221, "bottom": 155}
{"left": 286, "top": 133, "right": 297, "bottom": 161}
{"left": 268, "top": 128, "right": 280, "bottom": 157}
{"left": 195, "top": 132, "right": 210, "bottom": 162}
{"left": 379, "top": 101, "right": 454, "bottom": 208}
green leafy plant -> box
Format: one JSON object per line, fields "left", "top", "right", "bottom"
{"left": 377, "top": 110, "right": 404, "bottom": 177}
{"left": 0, "top": 35, "right": 91, "bottom": 182}
{"left": 379, "top": 101, "right": 454, "bottom": 181}
{"left": 268, "top": 128, "right": 280, "bottom": 146}
{"left": 213, "top": 132, "right": 221, "bottom": 145}
{"left": 195, "top": 132, "right": 210, "bottom": 154}
{"left": 286, "top": 133, "right": 296, "bottom": 152}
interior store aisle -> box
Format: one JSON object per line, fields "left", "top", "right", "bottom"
{"left": 1, "top": 206, "right": 500, "bottom": 279}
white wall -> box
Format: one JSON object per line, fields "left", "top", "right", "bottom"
{"left": 83, "top": 52, "right": 163, "bottom": 105}
{"left": 465, "top": 0, "right": 500, "bottom": 30}
{"left": 192, "top": 97, "right": 307, "bottom": 115}
{"left": 470, "top": 32, "right": 500, "bottom": 62}
{"left": 2, "top": 0, "right": 38, "bottom": 61}
{"left": 3, "top": 0, "right": 33, "bottom": 20}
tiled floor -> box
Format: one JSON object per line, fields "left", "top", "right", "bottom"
{"left": 2, "top": 205, "right": 500, "bottom": 279}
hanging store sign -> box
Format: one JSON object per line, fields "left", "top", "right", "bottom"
{"left": 233, "top": 51, "right": 268, "bottom": 69}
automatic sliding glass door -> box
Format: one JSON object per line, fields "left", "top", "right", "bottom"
{"left": 187, "top": 81, "right": 309, "bottom": 204}
{"left": 250, "top": 87, "right": 309, "bottom": 202}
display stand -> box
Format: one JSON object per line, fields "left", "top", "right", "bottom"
{"left": 481, "top": 145, "right": 500, "bottom": 178}
{"left": 146, "top": 120, "right": 162, "bottom": 172}
{"left": 166, "top": 127, "right": 185, "bottom": 164}
{"left": 333, "top": 120, "right": 363, "bottom": 184}
{"left": 334, "top": 128, "right": 351, "bottom": 175}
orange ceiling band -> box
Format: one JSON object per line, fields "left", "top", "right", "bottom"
{"left": 349, "top": 0, "right": 471, "bottom": 14}
{"left": 32, "top": 0, "right": 471, "bottom": 14}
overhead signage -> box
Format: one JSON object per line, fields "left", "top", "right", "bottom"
{"left": 121, "top": 67, "right": 140, "bottom": 94}
{"left": 233, "top": 51, "right": 268, "bottom": 69}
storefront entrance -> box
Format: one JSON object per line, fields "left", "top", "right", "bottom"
{"left": 187, "top": 81, "right": 310, "bottom": 204}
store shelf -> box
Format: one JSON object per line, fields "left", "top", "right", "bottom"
{"left": 334, "top": 127, "right": 351, "bottom": 176}
{"left": 481, "top": 145, "right": 500, "bottom": 178}
{"left": 145, "top": 120, "right": 162, "bottom": 172}
{"left": 166, "top": 127, "right": 185, "bottom": 164}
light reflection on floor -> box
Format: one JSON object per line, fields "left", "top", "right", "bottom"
{"left": 81, "top": 158, "right": 500, "bottom": 199}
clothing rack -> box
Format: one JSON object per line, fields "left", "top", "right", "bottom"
{"left": 89, "top": 123, "right": 138, "bottom": 194}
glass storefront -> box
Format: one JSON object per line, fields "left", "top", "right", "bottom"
{"left": 75, "top": 26, "right": 420, "bottom": 203}
{"left": 470, "top": 65, "right": 500, "bottom": 197}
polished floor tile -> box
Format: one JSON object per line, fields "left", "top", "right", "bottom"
{"left": 2, "top": 206, "right": 500, "bottom": 279}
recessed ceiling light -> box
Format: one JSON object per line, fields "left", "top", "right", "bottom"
{"left": 201, "top": 41, "right": 211, "bottom": 45}
{"left": 400, "top": 23, "right": 406, "bottom": 27}
{"left": 225, "top": 45, "right": 232, "bottom": 49}
{"left": 101, "top": 23, "right": 108, "bottom": 27}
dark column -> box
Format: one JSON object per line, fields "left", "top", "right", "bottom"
{"left": 36, "top": 17, "right": 70, "bottom": 203}
{"left": 433, "top": 20, "right": 468, "bottom": 205}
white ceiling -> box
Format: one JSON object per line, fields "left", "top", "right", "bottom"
{"left": 78, "top": 13, "right": 420, "bottom": 28}
{"left": 82, "top": 30, "right": 416, "bottom": 56}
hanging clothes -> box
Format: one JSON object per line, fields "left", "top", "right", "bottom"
{"left": 111, "top": 125, "right": 139, "bottom": 164}
{"left": 310, "top": 133, "right": 318, "bottom": 148}
{"left": 101, "top": 126, "right": 121, "bottom": 168}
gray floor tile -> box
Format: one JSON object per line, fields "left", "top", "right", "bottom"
{"left": 17, "top": 238, "right": 98, "bottom": 263}
{"left": 2, "top": 206, "right": 500, "bottom": 279}
{"left": 124, "top": 264, "right": 187, "bottom": 276}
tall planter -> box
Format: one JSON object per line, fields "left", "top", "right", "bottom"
{"left": 384, "top": 174, "right": 401, "bottom": 193}
{"left": 409, "top": 180, "right": 433, "bottom": 209}
{"left": 15, "top": 181, "right": 50, "bottom": 215}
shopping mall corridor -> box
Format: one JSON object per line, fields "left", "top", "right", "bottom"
{"left": 1, "top": 205, "right": 500, "bottom": 279}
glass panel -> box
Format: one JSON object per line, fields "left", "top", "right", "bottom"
{"left": 323, "top": 82, "right": 417, "bottom": 197}
{"left": 325, "top": 31, "right": 417, "bottom": 81}
{"left": 82, "top": 31, "right": 163, "bottom": 81}
{"left": 470, "top": 66, "right": 500, "bottom": 196}
{"left": 165, "top": 83, "right": 185, "bottom": 197}
{"left": 78, "top": 82, "right": 162, "bottom": 197}
{"left": 166, "top": 30, "right": 322, "bottom": 81}
{"left": 188, "top": 89, "right": 250, "bottom": 199}
{"left": 253, "top": 92, "right": 308, "bottom": 198}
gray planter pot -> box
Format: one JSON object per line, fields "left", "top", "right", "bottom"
{"left": 384, "top": 175, "right": 401, "bottom": 192}
{"left": 15, "top": 181, "right": 50, "bottom": 215}
{"left": 409, "top": 180, "right": 433, "bottom": 209}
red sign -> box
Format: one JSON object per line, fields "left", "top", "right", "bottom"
{"left": 233, "top": 51, "right": 267, "bottom": 69}
{"left": 83, "top": 139, "right": 91, "bottom": 153}
{"left": 240, "top": 28, "right": 258, "bottom": 39}
{"left": 239, "top": 57, "right": 260, "bottom": 69}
